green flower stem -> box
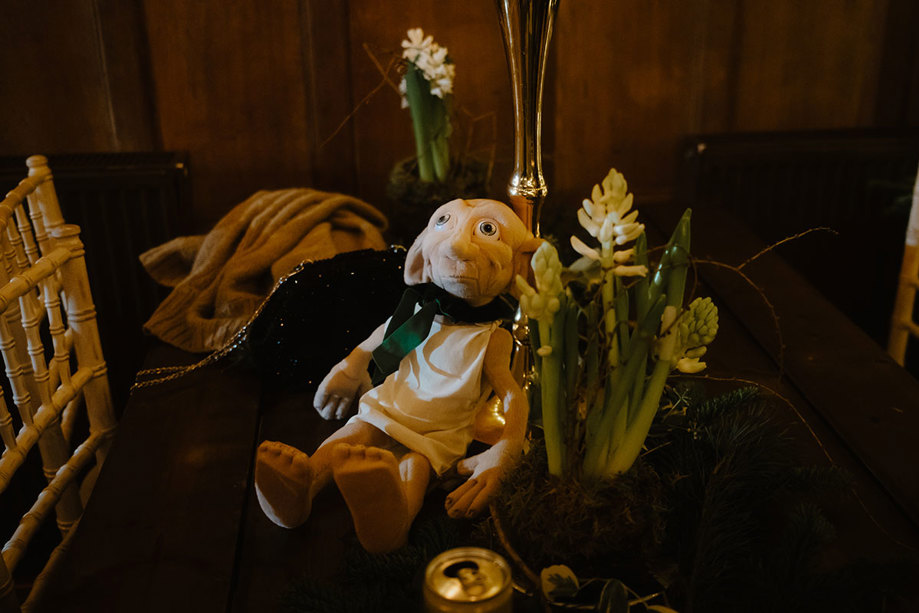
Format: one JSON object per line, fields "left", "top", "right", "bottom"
{"left": 429, "top": 102, "right": 451, "bottom": 182}
{"left": 607, "top": 357, "right": 671, "bottom": 475}
{"left": 602, "top": 267, "right": 619, "bottom": 368}
{"left": 615, "top": 276, "right": 629, "bottom": 360}
{"left": 403, "top": 65, "right": 451, "bottom": 183}
{"left": 665, "top": 212, "right": 692, "bottom": 309}
{"left": 404, "top": 66, "right": 434, "bottom": 181}
{"left": 538, "top": 295, "right": 567, "bottom": 476}
{"left": 646, "top": 211, "right": 690, "bottom": 312}
{"left": 583, "top": 294, "right": 665, "bottom": 478}
{"left": 564, "top": 293, "right": 580, "bottom": 402}
{"left": 627, "top": 348, "right": 645, "bottom": 424}
{"left": 607, "top": 390, "right": 630, "bottom": 468}
{"left": 584, "top": 301, "right": 600, "bottom": 405}
{"left": 586, "top": 341, "right": 650, "bottom": 477}
{"left": 605, "top": 213, "right": 691, "bottom": 477}
{"left": 583, "top": 373, "right": 624, "bottom": 477}
{"left": 635, "top": 233, "right": 650, "bottom": 322}
{"left": 529, "top": 318, "right": 541, "bottom": 374}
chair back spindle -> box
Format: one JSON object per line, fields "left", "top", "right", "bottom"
{"left": 888, "top": 163, "right": 919, "bottom": 366}
{"left": 0, "top": 156, "right": 116, "bottom": 612}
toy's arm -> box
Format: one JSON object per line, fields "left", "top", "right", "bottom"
{"left": 313, "top": 322, "right": 386, "bottom": 420}
{"left": 445, "top": 327, "right": 528, "bottom": 518}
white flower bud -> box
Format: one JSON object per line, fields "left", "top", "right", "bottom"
{"left": 612, "top": 192, "right": 633, "bottom": 217}
{"left": 599, "top": 216, "right": 615, "bottom": 244}
{"left": 515, "top": 275, "right": 536, "bottom": 296}
{"left": 612, "top": 264, "right": 648, "bottom": 278}
{"left": 620, "top": 208, "right": 638, "bottom": 224}
{"left": 570, "top": 236, "right": 600, "bottom": 260}
{"left": 676, "top": 357, "right": 707, "bottom": 374}
{"left": 578, "top": 208, "right": 599, "bottom": 237}
{"left": 612, "top": 248, "right": 635, "bottom": 264}
{"left": 531, "top": 294, "right": 545, "bottom": 313}
{"left": 591, "top": 184, "right": 603, "bottom": 205}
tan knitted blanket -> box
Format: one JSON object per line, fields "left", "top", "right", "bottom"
{"left": 141, "top": 188, "right": 388, "bottom": 353}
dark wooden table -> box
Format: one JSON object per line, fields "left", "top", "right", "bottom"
{"left": 32, "top": 203, "right": 919, "bottom": 612}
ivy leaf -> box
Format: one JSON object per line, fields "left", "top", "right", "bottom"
{"left": 598, "top": 578, "right": 629, "bottom": 613}
{"left": 539, "top": 565, "right": 579, "bottom": 600}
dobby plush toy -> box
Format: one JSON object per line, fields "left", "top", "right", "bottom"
{"left": 255, "top": 198, "right": 540, "bottom": 553}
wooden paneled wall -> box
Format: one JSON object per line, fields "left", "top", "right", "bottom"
{"left": 1, "top": 0, "right": 917, "bottom": 231}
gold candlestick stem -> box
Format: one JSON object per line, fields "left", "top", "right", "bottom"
{"left": 494, "top": 0, "right": 560, "bottom": 396}
{"left": 494, "top": 0, "right": 559, "bottom": 237}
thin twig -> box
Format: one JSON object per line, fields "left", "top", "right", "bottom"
{"left": 693, "top": 258, "right": 786, "bottom": 377}
{"left": 363, "top": 42, "right": 403, "bottom": 95}
{"left": 690, "top": 227, "right": 836, "bottom": 378}
{"left": 319, "top": 45, "right": 399, "bottom": 149}
{"left": 489, "top": 501, "right": 551, "bottom": 613}
{"left": 457, "top": 108, "right": 497, "bottom": 181}
{"left": 738, "top": 227, "right": 838, "bottom": 270}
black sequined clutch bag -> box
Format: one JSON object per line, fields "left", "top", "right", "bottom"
{"left": 134, "top": 247, "right": 407, "bottom": 391}
{"left": 244, "top": 247, "right": 407, "bottom": 388}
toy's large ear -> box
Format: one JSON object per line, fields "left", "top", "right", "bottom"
{"left": 404, "top": 228, "right": 430, "bottom": 285}
{"left": 510, "top": 236, "right": 543, "bottom": 294}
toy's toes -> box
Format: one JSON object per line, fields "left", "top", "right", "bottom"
{"left": 255, "top": 442, "right": 313, "bottom": 528}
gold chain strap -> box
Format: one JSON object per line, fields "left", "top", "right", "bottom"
{"left": 131, "top": 350, "right": 227, "bottom": 390}
{"left": 131, "top": 261, "right": 308, "bottom": 391}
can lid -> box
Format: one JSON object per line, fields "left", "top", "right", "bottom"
{"left": 425, "top": 547, "right": 510, "bottom": 603}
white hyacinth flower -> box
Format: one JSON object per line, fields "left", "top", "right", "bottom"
{"left": 517, "top": 242, "right": 564, "bottom": 356}
{"left": 531, "top": 241, "right": 563, "bottom": 297}
{"left": 668, "top": 298, "right": 719, "bottom": 373}
{"left": 401, "top": 28, "right": 434, "bottom": 63}
{"left": 572, "top": 168, "right": 646, "bottom": 272}
{"left": 399, "top": 27, "right": 455, "bottom": 105}
{"left": 579, "top": 169, "right": 643, "bottom": 246}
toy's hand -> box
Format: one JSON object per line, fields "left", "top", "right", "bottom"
{"left": 445, "top": 439, "right": 521, "bottom": 519}
{"left": 313, "top": 358, "right": 371, "bottom": 420}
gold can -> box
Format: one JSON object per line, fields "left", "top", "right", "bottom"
{"left": 423, "top": 547, "right": 513, "bottom": 613}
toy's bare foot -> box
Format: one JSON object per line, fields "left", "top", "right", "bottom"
{"left": 332, "top": 444, "right": 411, "bottom": 553}
{"left": 255, "top": 441, "right": 313, "bottom": 529}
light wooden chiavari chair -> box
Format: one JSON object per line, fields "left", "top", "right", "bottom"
{"left": 0, "top": 156, "right": 116, "bottom": 612}
{"left": 889, "top": 163, "right": 919, "bottom": 367}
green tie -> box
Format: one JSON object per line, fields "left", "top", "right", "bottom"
{"left": 370, "top": 283, "right": 516, "bottom": 386}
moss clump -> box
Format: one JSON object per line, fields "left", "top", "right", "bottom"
{"left": 492, "top": 437, "right": 664, "bottom": 587}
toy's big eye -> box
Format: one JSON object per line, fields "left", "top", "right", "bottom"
{"left": 435, "top": 213, "right": 451, "bottom": 227}
{"left": 478, "top": 221, "right": 497, "bottom": 236}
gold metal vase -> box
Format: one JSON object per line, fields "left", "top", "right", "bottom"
{"left": 472, "top": 0, "right": 559, "bottom": 432}
{"left": 494, "top": 0, "right": 559, "bottom": 238}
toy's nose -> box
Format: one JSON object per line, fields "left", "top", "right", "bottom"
{"left": 446, "top": 225, "right": 476, "bottom": 260}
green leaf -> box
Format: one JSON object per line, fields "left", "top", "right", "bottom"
{"left": 540, "top": 565, "right": 579, "bottom": 600}
{"left": 598, "top": 578, "right": 629, "bottom": 613}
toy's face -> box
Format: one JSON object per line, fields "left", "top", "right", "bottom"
{"left": 405, "top": 199, "right": 535, "bottom": 306}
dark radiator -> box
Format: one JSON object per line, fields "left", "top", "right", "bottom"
{"left": 0, "top": 152, "right": 189, "bottom": 413}
{"left": 678, "top": 129, "right": 919, "bottom": 354}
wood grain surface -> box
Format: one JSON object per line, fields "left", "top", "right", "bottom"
{"left": 1, "top": 0, "right": 916, "bottom": 229}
